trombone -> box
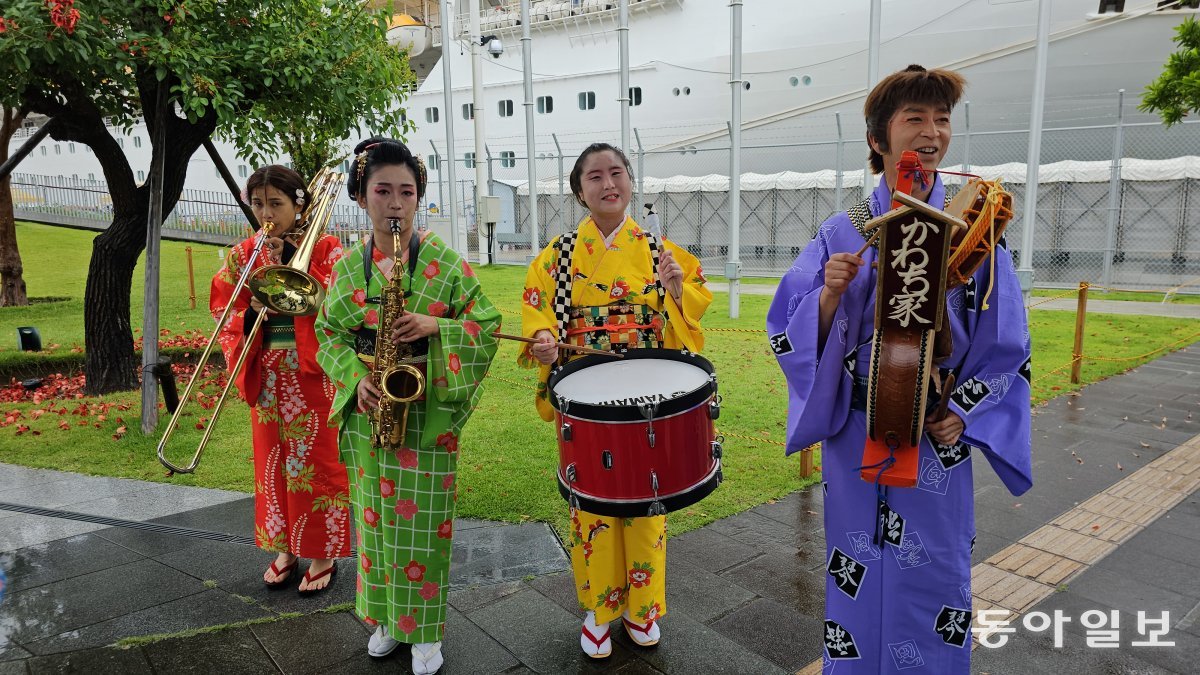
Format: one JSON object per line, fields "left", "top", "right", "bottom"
{"left": 157, "top": 167, "right": 346, "bottom": 474}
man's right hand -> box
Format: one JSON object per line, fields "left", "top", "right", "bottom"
{"left": 822, "top": 252, "right": 865, "bottom": 300}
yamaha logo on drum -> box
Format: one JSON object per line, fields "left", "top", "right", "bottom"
{"left": 595, "top": 391, "right": 688, "bottom": 407}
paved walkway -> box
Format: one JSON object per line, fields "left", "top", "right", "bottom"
{"left": 0, "top": 348, "right": 1197, "bottom": 673}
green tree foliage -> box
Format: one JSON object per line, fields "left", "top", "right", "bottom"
{"left": 0, "top": 0, "right": 414, "bottom": 393}
{"left": 1141, "top": 16, "right": 1200, "bottom": 126}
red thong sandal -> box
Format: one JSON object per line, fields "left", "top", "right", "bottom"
{"left": 297, "top": 561, "right": 338, "bottom": 596}
{"left": 622, "top": 616, "right": 661, "bottom": 647}
{"left": 580, "top": 622, "right": 612, "bottom": 659}
{"left": 263, "top": 557, "right": 298, "bottom": 589}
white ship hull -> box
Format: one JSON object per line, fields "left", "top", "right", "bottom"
{"left": 10, "top": 1, "right": 1198, "bottom": 193}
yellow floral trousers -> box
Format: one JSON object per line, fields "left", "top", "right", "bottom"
{"left": 569, "top": 507, "right": 667, "bottom": 625}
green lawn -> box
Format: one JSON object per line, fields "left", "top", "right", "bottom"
{"left": 1, "top": 221, "right": 1197, "bottom": 539}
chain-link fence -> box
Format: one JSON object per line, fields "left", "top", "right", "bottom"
{"left": 481, "top": 94, "right": 1200, "bottom": 291}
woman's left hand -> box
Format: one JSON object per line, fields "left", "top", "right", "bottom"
{"left": 391, "top": 312, "right": 440, "bottom": 344}
{"left": 924, "top": 411, "right": 965, "bottom": 446}
{"left": 657, "top": 249, "right": 683, "bottom": 301}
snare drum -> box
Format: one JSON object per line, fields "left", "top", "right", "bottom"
{"left": 547, "top": 348, "right": 723, "bottom": 518}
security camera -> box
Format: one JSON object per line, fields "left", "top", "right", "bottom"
{"left": 484, "top": 36, "right": 503, "bottom": 58}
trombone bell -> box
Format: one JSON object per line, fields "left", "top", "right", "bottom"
{"left": 248, "top": 267, "right": 327, "bottom": 316}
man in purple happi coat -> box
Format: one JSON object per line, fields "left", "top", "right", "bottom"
{"left": 767, "top": 65, "right": 1033, "bottom": 672}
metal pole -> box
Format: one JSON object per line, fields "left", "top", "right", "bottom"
{"left": 634, "top": 127, "right": 645, "bottom": 224}
{"left": 141, "top": 85, "right": 167, "bottom": 435}
{"left": 470, "top": 0, "right": 489, "bottom": 264}
{"left": 834, "top": 112, "right": 844, "bottom": 211}
{"left": 962, "top": 101, "right": 972, "bottom": 174}
{"left": 1018, "top": 0, "right": 1051, "bottom": 303}
{"left": 727, "top": 0, "right": 743, "bottom": 319}
{"left": 864, "top": 0, "right": 881, "bottom": 199}
{"left": 522, "top": 0, "right": 540, "bottom": 257}
{"left": 553, "top": 133, "right": 565, "bottom": 232}
{"left": 204, "top": 139, "right": 259, "bottom": 231}
{"left": 439, "top": 0, "right": 462, "bottom": 253}
{"left": 0, "top": 119, "right": 55, "bottom": 182}
{"left": 619, "top": 0, "right": 631, "bottom": 160}
{"left": 1102, "top": 89, "right": 1126, "bottom": 288}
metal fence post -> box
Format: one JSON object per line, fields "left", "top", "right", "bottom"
{"left": 430, "top": 140, "right": 444, "bottom": 217}
{"left": 634, "top": 127, "right": 645, "bottom": 224}
{"left": 1102, "top": 89, "right": 1126, "bottom": 288}
{"left": 834, "top": 112, "right": 844, "bottom": 212}
{"left": 962, "top": 100, "right": 972, "bottom": 173}
{"left": 553, "top": 133, "right": 565, "bottom": 233}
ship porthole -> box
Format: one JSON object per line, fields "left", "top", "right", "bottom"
{"left": 673, "top": 87, "right": 680, "bottom": 96}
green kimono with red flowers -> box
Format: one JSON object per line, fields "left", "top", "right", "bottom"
{"left": 315, "top": 231, "right": 500, "bottom": 644}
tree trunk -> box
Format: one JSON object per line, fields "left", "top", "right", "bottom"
{"left": 0, "top": 108, "right": 29, "bottom": 307}
{"left": 83, "top": 208, "right": 145, "bottom": 393}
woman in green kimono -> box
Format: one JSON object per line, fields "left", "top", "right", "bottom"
{"left": 315, "top": 138, "right": 500, "bottom": 675}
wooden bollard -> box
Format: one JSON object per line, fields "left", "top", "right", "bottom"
{"left": 186, "top": 246, "right": 196, "bottom": 310}
{"left": 800, "top": 444, "right": 815, "bottom": 478}
{"left": 1070, "top": 281, "right": 1088, "bottom": 384}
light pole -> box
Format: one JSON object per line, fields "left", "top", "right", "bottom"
{"left": 469, "top": 0, "right": 492, "bottom": 264}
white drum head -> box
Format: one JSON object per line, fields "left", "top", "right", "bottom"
{"left": 554, "top": 358, "right": 710, "bottom": 406}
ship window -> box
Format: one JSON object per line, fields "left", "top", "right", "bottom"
{"left": 629, "top": 87, "right": 643, "bottom": 106}
{"left": 117, "top": 138, "right": 124, "bottom": 148}
{"left": 683, "top": 86, "right": 691, "bottom": 96}
{"left": 537, "top": 95, "right": 554, "bottom": 114}
{"left": 137, "top": 170, "right": 145, "bottom": 182}
{"left": 238, "top": 165, "right": 248, "bottom": 178}
{"left": 1098, "top": 0, "right": 1125, "bottom": 12}
{"left": 69, "top": 143, "right": 76, "bottom": 153}
{"left": 499, "top": 99, "right": 514, "bottom": 117}
{"left": 462, "top": 103, "right": 474, "bottom": 120}
{"left": 428, "top": 155, "right": 440, "bottom": 172}
{"left": 40, "top": 147, "right": 46, "bottom": 156}
{"left": 578, "top": 91, "right": 596, "bottom": 110}
{"left": 672, "top": 88, "right": 680, "bottom": 96}
{"left": 425, "top": 107, "right": 440, "bottom": 124}
{"left": 500, "top": 151, "right": 516, "bottom": 168}
{"left": 464, "top": 152, "right": 475, "bottom": 169}
{"left": 134, "top": 137, "right": 142, "bottom": 148}
{"left": 88, "top": 173, "right": 95, "bottom": 180}
{"left": 743, "top": 81, "right": 751, "bottom": 91}
{"left": 54, "top": 145, "right": 61, "bottom": 155}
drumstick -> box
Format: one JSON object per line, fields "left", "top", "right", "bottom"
{"left": 932, "top": 373, "right": 956, "bottom": 422}
{"left": 854, "top": 230, "right": 881, "bottom": 257}
{"left": 492, "top": 331, "right": 624, "bottom": 358}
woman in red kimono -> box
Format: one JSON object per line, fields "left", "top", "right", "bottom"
{"left": 210, "top": 164, "right": 350, "bottom": 594}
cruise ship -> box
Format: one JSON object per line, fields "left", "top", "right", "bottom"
{"left": 9, "top": 1, "right": 1198, "bottom": 208}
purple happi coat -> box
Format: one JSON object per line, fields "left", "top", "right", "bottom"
{"left": 767, "top": 177, "right": 1032, "bottom": 673}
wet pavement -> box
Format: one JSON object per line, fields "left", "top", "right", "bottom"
{"left": 0, "top": 347, "right": 1197, "bottom": 673}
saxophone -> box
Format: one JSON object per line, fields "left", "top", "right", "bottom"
{"left": 370, "top": 218, "right": 426, "bottom": 449}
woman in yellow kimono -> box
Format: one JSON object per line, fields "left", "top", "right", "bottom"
{"left": 519, "top": 143, "right": 711, "bottom": 658}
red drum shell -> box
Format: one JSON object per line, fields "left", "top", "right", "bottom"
{"left": 548, "top": 349, "right": 721, "bottom": 518}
